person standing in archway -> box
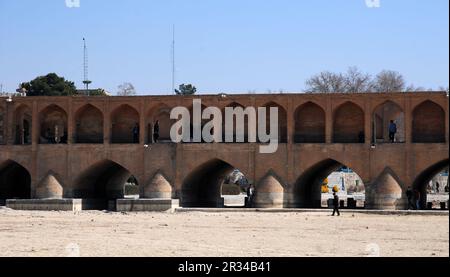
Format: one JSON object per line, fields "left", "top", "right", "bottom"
{"left": 133, "top": 123, "right": 140, "bottom": 143}
{"left": 153, "top": 120, "right": 160, "bottom": 143}
{"left": 389, "top": 120, "right": 397, "bottom": 143}
{"left": 332, "top": 192, "right": 340, "bottom": 216}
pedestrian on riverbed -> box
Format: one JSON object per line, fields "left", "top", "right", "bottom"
{"left": 246, "top": 184, "right": 255, "bottom": 208}
{"left": 332, "top": 192, "right": 340, "bottom": 216}
{"left": 406, "top": 186, "right": 414, "bottom": 210}
{"left": 414, "top": 189, "right": 421, "bottom": 210}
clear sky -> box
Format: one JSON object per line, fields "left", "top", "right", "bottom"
{"left": 0, "top": 0, "right": 448, "bottom": 95}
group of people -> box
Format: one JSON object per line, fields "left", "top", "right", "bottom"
{"left": 131, "top": 120, "right": 160, "bottom": 144}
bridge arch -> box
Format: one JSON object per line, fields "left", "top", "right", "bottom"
{"left": 372, "top": 100, "right": 405, "bottom": 143}
{"left": 72, "top": 159, "right": 139, "bottom": 209}
{"left": 294, "top": 102, "right": 326, "bottom": 143}
{"left": 181, "top": 158, "right": 249, "bottom": 207}
{"left": 111, "top": 104, "right": 140, "bottom": 144}
{"left": 39, "top": 104, "right": 68, "bottom": 144}
{"left": 412, "top": 159, "right": 449, "bottom": 209}
{"left": 13, "top": 104, "right": 32, "bottom": 145}
{"left": 74, "top": 104, "right": 104, "bottom": 143}
{"left": 147, "top": 104, "right": 175, "bottom": 143}
{"left": 293, "top": 159, "right": 366, "bottom": 208}
{"left": 0, "top": 159, "right": 31, "bottom": 201}
{"left": 333, "top": 101, "right": 365, "bottom": 143}
{"left": 412, "top": 100, "right": 445, "bottom": 143}
{"left": 221, "top": 102, "right": 250, "bottom": 142}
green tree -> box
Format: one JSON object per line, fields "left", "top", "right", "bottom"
{"left": 175, "top": 83, "right": 197, "bottom": 95}
{"left": 19, "top": 73, "right": 77, "bottom": 96}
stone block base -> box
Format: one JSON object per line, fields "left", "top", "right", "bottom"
{"left": 6, "top": 199, "right": 83, "bottom": 211}
{"left": 116, "top": 198, "right": 179, "bottom": 212}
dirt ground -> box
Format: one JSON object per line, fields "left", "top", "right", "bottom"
{"left": 0, "top": 208, "right": 448, "bottom": 257}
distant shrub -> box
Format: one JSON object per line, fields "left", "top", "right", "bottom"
{"left": 221, "top": 183, "right": 242, "bottom": 195}
{"left": 125, "top": 184, "right": 139, "bottom": 196}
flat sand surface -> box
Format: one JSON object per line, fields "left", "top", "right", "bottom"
{"left": 0, "top": 209, "right": 448, "bottom": 257}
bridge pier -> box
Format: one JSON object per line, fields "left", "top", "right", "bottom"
{"left": 365, "top": 168, "right": 404, "bottom": 210}
{"left": 254, "top": 173, "right": 285, "bottom": 208}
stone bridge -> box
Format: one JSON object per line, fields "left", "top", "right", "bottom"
{"left": 0, "top": 92, "right": 448, "bottom": 210}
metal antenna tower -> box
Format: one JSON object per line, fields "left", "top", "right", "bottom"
{"left": 171, "top": 25, "right": 176, "bottom": 94}
{"left": 82, "top": 38, "right": 92, "bottom": 96}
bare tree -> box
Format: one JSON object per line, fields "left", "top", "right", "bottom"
{"left": 344, "top": 67, "right": 373, "bottom": 93}
{"left": 405, "top": 84, "right": 426, "bottom": 92}
{"left": 372, "top": 70, "right": 405, "bottom": 93}
{"left": 305, "top": 71, "right": 346, "bottom": 93}
{"left": 117, "top": 82, "right": 136, "bottom": 96}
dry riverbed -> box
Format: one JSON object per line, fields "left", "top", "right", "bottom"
{"left": 0, "top": 208, "right": 448, "bottom": 257}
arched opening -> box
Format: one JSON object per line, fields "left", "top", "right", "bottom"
{"left": 222, "top": 102, "right": 251, "bottom": 143}
{"left": 412, "top": 159, "right": 449, "bottom": 210}
{"left": 412, "top": 101, "right": 445, "bottom": 143}
{"left": 372, "top": 101, "right": 405, "bottom": 143}
{"left": 72, "top": 160, "right": 139, "bottom": 210}
{"left": 260, "top": 102, "right": 287, "bottom": 143}
{"left": 294, "top": 102, "right": 325, "bottom": 143}
{"left": 294, "top": 159, "right": 366, "bottom": 208}
{"left": 181, "top": 159, "right": 250, "bottom": 207}
{"left": 111, "top": 104, "right": 140, "bottom": 144}
{"left": 75, "top": 104, "right": 104, "bottom": 143}
{"left": 0, "top": 107, "right": 5, "bottom": 145}
{"left": 147, "top": 104, "right": 175, "bottom": 143}
{"left": 39, "top": 104, "right": 68, "bottom": 144}
{"left": 14, "top": 104, "right": 32, "bottom": 145}
{"left": 333, "top": 102, "right": 365, "bottom": 143}
{"left": 0, "top": 160, "right": 31, "bottom": 203}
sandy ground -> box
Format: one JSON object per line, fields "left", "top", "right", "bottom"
{"left": 0, "top": 208, "right": 448, "bottom": 257}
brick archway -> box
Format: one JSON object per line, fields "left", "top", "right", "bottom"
{"left": 412, "top": 101, "right": 445, "bottom": 143}
{"left": 294, "top": 102, "right": 326, "bottom": 143}
{"left": 333, "top": 102, "right": 365, "bottom": 143}
{"left": 75, "top": 104, "right": 104, "bottom": 143}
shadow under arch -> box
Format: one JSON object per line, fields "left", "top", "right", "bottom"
{"left": 13, "top": 104, "right": 32, "bottom": 145}
{"left": 72, "top": 159, "right": 138, "bottom": 209}
{"left": 181, "top": 159, "right": 242, "bottom": 207}
{"left": 74, "top": 104, "right": 104, "bottom": 143}
{"left": 39, "top": 104, "right": 68, "bottom": 144}
{"left": 412, "top": 100, "right": 446, "bottom": 143}
{"left": 293, "top": 159, "right": 365, "bottom": 208}
{"left": 412, "top": 159, "right": 449, "bottom": 209}
{"left": 333, "top": 101, "right": 365, "bottom": 143}
{"left": 0, "top": 160, "right": 31, "bottom": 201}
{"left": 294, "top": 101, "right": 326, "bottom": 143}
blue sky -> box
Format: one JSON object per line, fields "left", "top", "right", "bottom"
{"left": 0, "top": 0, "right": 448, "bottom": 94}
